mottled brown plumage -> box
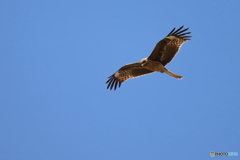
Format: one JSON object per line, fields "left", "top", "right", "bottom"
{"left": 106, "top": 62, "right": 154, "bottom": 90}
{"left": 106, "top": 26, "right": 191, "bottom": 90}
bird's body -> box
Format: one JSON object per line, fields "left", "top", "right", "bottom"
{"left": 106, "top": 26, "right": 191, "bottom": 90}
{"left": 140, "top": 58, "right": 183, "bottom": 79}
{"left": 140, "top": 58, "right": 165, "bottom": 73}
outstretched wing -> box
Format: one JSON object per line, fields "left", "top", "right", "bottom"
{"left": 148, "top": 26, "right": 191, "bottom": 66}
{"left": 106, "top": 62, "right": 154, "bottom": 90}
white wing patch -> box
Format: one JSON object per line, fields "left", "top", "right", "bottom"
{"left": 166, "top": 35, "right": 177, "bottom": 40}
{"left": 114, "top": 71, "right": 120, "bottom": 78}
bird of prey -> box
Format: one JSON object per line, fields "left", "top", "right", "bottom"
{"left": 106, "top": 26, "right": 191, "bottom": 90}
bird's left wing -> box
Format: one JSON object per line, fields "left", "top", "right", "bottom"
{"left": 148, "top": 26, "right": 191, "bottom": 66}
{"left": 106, "top": 62, "right": 154, "bottom": 90}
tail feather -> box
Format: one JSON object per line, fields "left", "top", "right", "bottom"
{"left": 163, "top": 68, "right": 183, "bottom": 79}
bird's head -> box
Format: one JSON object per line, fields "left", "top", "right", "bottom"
{"left": 140, "top": 58, "right": 148, "bottom": 66}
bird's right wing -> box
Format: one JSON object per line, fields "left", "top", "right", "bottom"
{"left": 148, "top": 26, "right": 191, "bottom": 66}
{"left": 106, "top": 62, "right": 154, "bottom": 90}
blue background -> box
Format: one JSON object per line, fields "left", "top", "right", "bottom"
{"left": 1, "top": 0, "right": 239, "bottom": 159}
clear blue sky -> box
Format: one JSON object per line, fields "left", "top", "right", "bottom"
{"left": 0, "top": 0, "right": 239, "bottom": 160}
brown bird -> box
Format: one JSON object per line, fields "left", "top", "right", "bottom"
{"left": 106, "top": 26, "right": 191, "bottom": 90}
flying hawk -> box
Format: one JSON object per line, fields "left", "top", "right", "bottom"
{"left": 106, "top": 26, "right": 191, "bottom": 90}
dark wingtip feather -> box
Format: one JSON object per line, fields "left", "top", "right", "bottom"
{"left": 167, "top": 27, "right": 176, "bottom": 36}
{"left": 173, "top": 26, "right": 184, "bottom": 34}
{"left": 167, "top": 26, "right": 191, "bottom": 40}
{"left": 106, "top": 78, "right": 113, "bottom": 89}
{"left": 106, "top": 78, "right": 112, "bottom": 83}
{"left": 110, "top": 77, "right": 114, "bottom": 87}
{"left": 118, "top": 82, "right": 121, "bottom": 88}
{"left": 106, "top": 75, "right": 122, "bottom": 90}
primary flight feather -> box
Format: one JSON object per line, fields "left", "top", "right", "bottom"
{"left": 106, "top": 26, "right": 191, "bottom": 90}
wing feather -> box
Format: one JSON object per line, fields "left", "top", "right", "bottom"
{"left": 106, "top": 62, "right": 154, "bottom": 90}
{"left": 148, "top": 26, "right": 191, "bottom": 65}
